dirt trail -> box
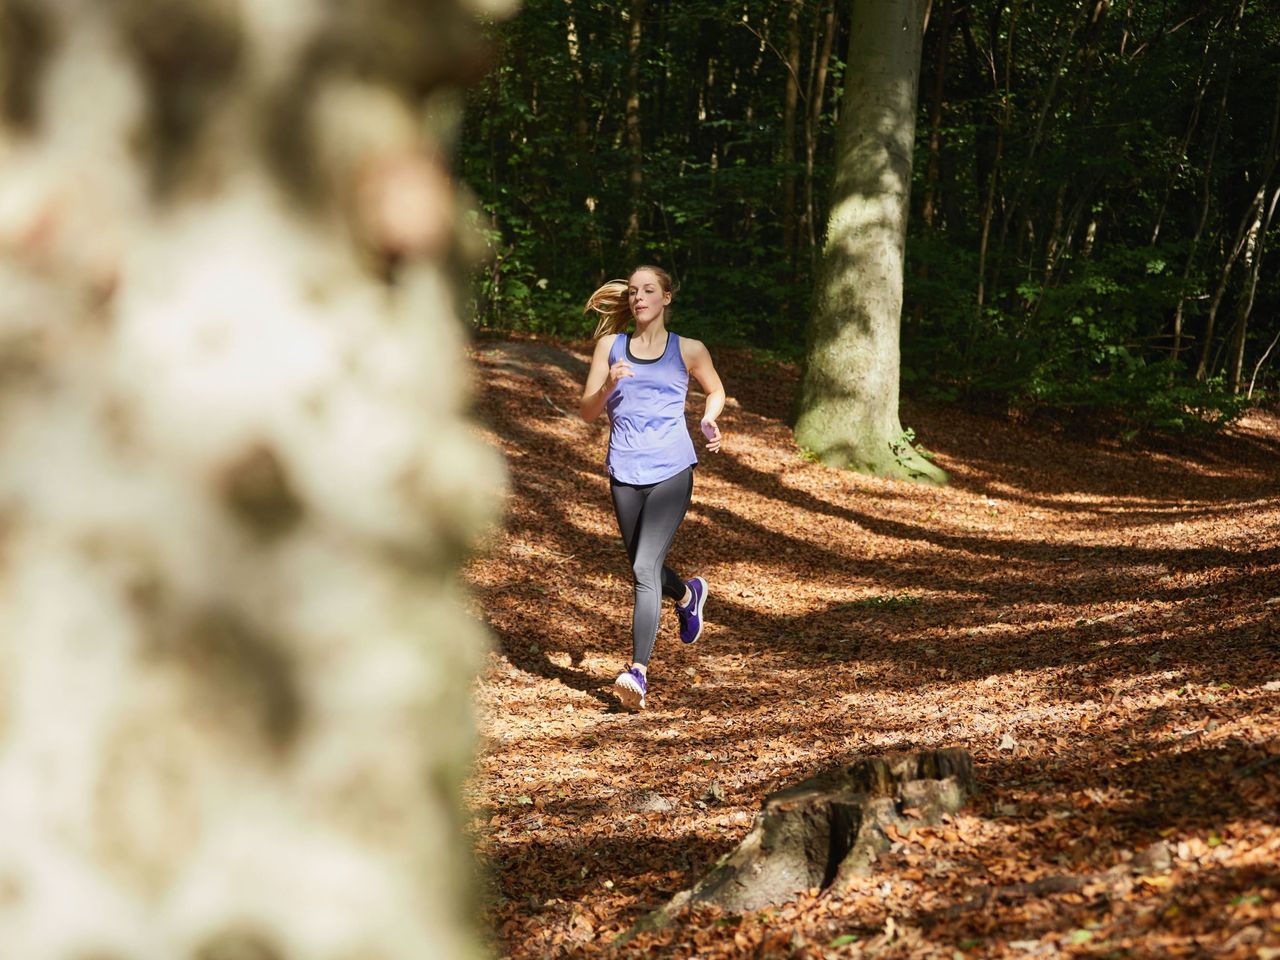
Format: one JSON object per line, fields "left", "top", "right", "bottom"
{"left": 464, "top": 333, "right": 1280, "bottom": 959}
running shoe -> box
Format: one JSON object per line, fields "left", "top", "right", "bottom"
{"left": 613, "top": 667, "right": 648, "bottom": 710}
{"left": 677, "top": 576, "right": 708, "bottom": 644}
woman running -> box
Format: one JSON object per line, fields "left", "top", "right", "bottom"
{"left": 580, "top": 265, "right": 725, "bottom": 710}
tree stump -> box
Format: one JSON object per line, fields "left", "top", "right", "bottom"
{"left": 624, "top": 748, "right": 975, "bottom": 940}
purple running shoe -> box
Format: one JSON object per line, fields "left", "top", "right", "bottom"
{"left": 613, "top": 667, "right": 648, "bottom": 709}
{"left": 677, "top": 576, "right": 708, "bottom": 644}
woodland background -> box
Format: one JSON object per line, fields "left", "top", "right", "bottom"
{"left": 457, "top": 3, "right": 1280, "bottom": 956}
{"left": 461, "top": 0, "right": 1279, "bottom": 433}
{"left": 0, "top": 0, "right": 1271, "bottom": 957}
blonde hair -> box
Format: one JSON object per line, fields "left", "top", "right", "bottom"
{"left": 583, "top": 265, "right": 677, "bottom": 340}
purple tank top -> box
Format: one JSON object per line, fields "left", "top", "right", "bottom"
{"left": 605, "top": 332, "right": 698, "bottom": 485}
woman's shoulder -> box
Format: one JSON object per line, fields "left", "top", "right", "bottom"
{"left": 594, "top": 332, "right": 622, "bottom": 355}
{"left": 677, "top": 334, "right": 709, "bottom": 359}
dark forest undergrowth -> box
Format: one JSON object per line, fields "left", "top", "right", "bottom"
{"left": 463, "top": 333, "right": 1280, "bottom": 959}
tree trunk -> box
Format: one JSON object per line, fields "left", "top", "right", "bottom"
{"left": 623, "top": 749, "right": 975, "bottom": 939}
{"left": 1248, "top": 326, "right": 1280, "bottom": 400}
{"left": 1172, "top": 53, "right": 1232, "bottom": 365}
{"left": 991, "top": 0, "right": 1082, "bottom": 306}
{"left": 781, "top": 0, "right": 802, "bottom": 288}
{"left": 975, "top": 0, "right": 1017, "bottom": 314}
{"left": 624, "top": 0, "right": 646, "bottom": 254}
{"left": 1196, "top": 80, "right": 1280, "bottom": 380}
{"left": 564, "top": 0, "right": 606, "bottom": 276}
{"left": 794, "top": 0, "right": 946, "bottom": 483}
{"left": 921, "top": 0, "right": 954, "bottom": 231}
{"left": 565, "top": 2, "right": 591, "bottom": 167}
{"left": 1150, "top": 19, "right": 1217, "bottom": 246}
{"left": 737, "top": 11, "right": 771, "bottom": 246}
{"left": 804, "top": 1, "right": 837, "bottom": 271}
{"left": 0, "top": 1, "right": 507, "bottom": 956}
{"left": 1227, "top": 184, "right": 1279, "bottom": 392}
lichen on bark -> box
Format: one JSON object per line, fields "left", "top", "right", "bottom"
{"left": 0, "top": 1, "right": 510, "bottom": 957}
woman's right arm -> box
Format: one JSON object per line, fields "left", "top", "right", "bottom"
{"left": 580, "top": 334, "right": 630, "bottom": 421}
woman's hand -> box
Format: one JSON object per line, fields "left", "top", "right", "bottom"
{"left": 581, "top": 335, "right": 629, "bottom": 422}
{"left": 605, "top": 359, "right": 634, "bottom": 392}
{"left": 682, "top": 337, "right": 725, "bottom": 453}
{"left": 701, "top": 418, "right": 722, "bottom": 453}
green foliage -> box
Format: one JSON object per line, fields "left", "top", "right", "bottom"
{"left": 460, "top": 0, "right": 1280, "bottom": 435}
{"left": 904, "top": 239, "right": 1252, "bottom": 432}
{"left": 887, "top": 426, "right": 939, "bottom": 479}
{"left": 459, "top": 0, "right": 829, "bottom": 343}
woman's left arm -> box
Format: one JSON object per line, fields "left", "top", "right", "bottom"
{"left": 683, "top": 338, "right": 725, "bottom": 453}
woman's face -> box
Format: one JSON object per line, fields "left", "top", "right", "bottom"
{"left": 628, "top": 270, "right": 670, "bottom": 322}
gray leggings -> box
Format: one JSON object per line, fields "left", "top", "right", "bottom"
{"left": 610, "top": 466, "right": 693, "bottom": 666}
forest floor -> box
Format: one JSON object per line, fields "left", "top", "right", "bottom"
{"left": 463, "top": 332, "right": 1280, "bottom": 960}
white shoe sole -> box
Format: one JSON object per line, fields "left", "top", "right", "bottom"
{"left": 613, "top": 672, "right": 646, "bottom": 710}
{"left": 683, "top": 576, "right": 708, "bottom": 644}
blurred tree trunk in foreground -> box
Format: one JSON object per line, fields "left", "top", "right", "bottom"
{"left": 0, "top": 0, "right": 509, "bottom": 957}
{"left": 793, "top": 0, "right": 946, "bottom": 483}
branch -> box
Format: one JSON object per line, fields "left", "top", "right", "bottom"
{"left": 734, "top": 18, "right": 808, "bottom": 106}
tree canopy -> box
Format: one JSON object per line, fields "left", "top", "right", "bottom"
{"left": 460, "top": 0, "right": 1280, "bottom": 433}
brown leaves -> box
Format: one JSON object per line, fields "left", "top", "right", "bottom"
{"left": 464, "top": 334, "right": 1280, "bottom": 960}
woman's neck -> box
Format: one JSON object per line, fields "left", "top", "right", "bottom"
{"left": 631, "top": 314, "right": 667, "bottom": 345}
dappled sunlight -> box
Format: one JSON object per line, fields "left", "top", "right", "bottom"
{"left": 464, "top": 334, "right": 1279, "bottom": 958}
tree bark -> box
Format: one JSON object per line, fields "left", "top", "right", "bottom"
{"left": 0, "top": 1, "right": 507, "bottom": 956}
{"left": 991, "top": 0, "right": 1086, "bottom": 305}
{"left": 921, "top": 0, "right": 955, "bottom": 231}
{"left": 565, "top": 2, "right": 591, "bottom": 164}
{"left": 1172, "top": 72, "right": 1230, "bottom": 365}
{"left": 1248, "top": 325, "right": 1280, "bottom": 400}
{"left": 564, "top": 0, "right": 606, "bottom": 276}
{"left": 1226, "top": 184, "right": 1279, "bottom": 391}
{"left": 1196, "top": 79, "right": 1280, "bottom": 380}
{"left": 622, "top": 749, "right": 975, "bottom": 940}
{"left": 975, "top": 0, "right": 1018, "bottom": 314}
{"left": 1150, "top": 19, "right": 1217, "bottom": 246}
{"left": 804, "top": 1, "right": 837, "bottom": 270}
{"left": 912, "top": 0, "right": 955, "bottom": 327}
{"left": 1174, "top": 0, "right": 1243, "bottom": 366}
{"left": 623, "top": 0, "right": 647, "bottom": 255}
{"left": 781, "top": 0, "right": 802, "bottom": 286}
{"left": 794, "top": 0, "right": 946, "bottom": 483}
